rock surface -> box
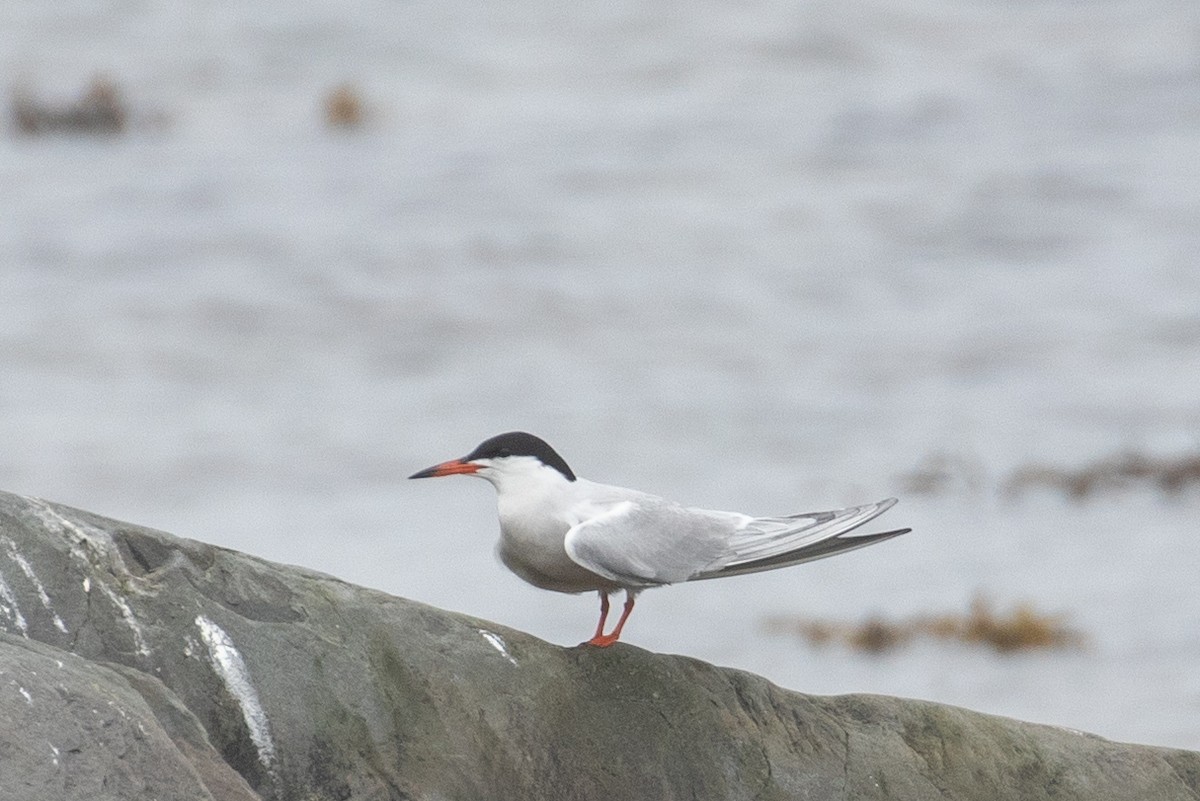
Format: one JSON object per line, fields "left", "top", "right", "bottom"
{"left": 0, "top": 489, "right": 1196, "bottom": 801}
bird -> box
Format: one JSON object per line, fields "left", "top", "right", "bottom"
{"left": 410, "top": 431, "right": 909, "bottom": 647}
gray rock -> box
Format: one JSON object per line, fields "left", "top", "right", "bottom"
{"left": 0, "top": 634, "right": 228, "bottom": 801}
{"left": 0, "top": 489, "right": 1195, "bottom": 800}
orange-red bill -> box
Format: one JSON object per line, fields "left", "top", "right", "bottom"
{"left": 408, "top": 459, "right": 480, "bottom": 479}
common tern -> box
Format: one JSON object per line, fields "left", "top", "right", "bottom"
{"left": 410, "top": 431, "right": 909, "bottom": 647}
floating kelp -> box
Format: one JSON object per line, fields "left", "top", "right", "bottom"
{"left": 764, "top": 594, "right": 1087, "bottom": 654}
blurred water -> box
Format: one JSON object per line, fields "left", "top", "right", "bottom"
{"left": 2, "top": 0, "right": 1199, "bottom": 749}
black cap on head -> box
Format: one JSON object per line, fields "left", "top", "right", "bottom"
{"left": 464, "top": 431, "right": 576, "bottom": 481}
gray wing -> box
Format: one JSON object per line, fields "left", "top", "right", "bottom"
{"left": 690, "top": 498, "right": 908, "bottom": 581}
{"left": 563, "top": 498, "right": 739, "bottom": 588}
{"left": 564, "top": 495, "right": 907, "bottom": 588}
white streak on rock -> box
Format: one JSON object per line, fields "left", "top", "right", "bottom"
{"left": 18, "top": 686, "right": 33, "bottom": 705}
{"left": 98, "top": 584, "right": 151, "bottom": 657}
{"left": 24, "top": 498, "right": 131, "bottom": 579}
{"left": 25, "top": 497, "right": 107, "bottom": 553}
{"left": 3, "top": 537, "right": 68, "bottom": 633}
{"left": 478, "top": 629, "right": 518, "bottom": 666}
{"left": 0, "top": 569, "right": 29, "bottom": 636}
{"left": 23, "top": 498, "right": 150, "bottom": 654}
{"left": 195, "top": 615, "right": 278, "bottom": 776}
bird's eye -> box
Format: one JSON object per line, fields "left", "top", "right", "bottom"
{"left": 497, "top": 448, "right": 511, "bottom": 458}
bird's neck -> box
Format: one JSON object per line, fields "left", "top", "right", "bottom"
{"left": 491, "top": 468, "right": 576, "bottom": 523}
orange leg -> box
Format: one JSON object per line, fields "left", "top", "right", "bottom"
{"left": 589, "top": 591, "right": 611, "bottom": 642}
{"left": 586, "top": 591, "right": 636, "bottom": 647}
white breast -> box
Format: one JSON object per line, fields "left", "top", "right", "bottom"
{"left": 491, "top": 473, "right": 618, "bottom": 594}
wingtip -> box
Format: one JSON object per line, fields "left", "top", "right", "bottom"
{"left": 860, "top": 526, "right": 910, "bottom": 540}
{"left": 863, "top": 497, "right": 899, "bottom": 517}
{"left": 839, "top": 525, "right": 910, "bottom": 542}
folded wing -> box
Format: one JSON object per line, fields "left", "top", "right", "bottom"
{"left": 564, "top": 498, "right": 737, "bottom": 587}
{"left": 564, "top": 496, "right": 907, "bottom": 588}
